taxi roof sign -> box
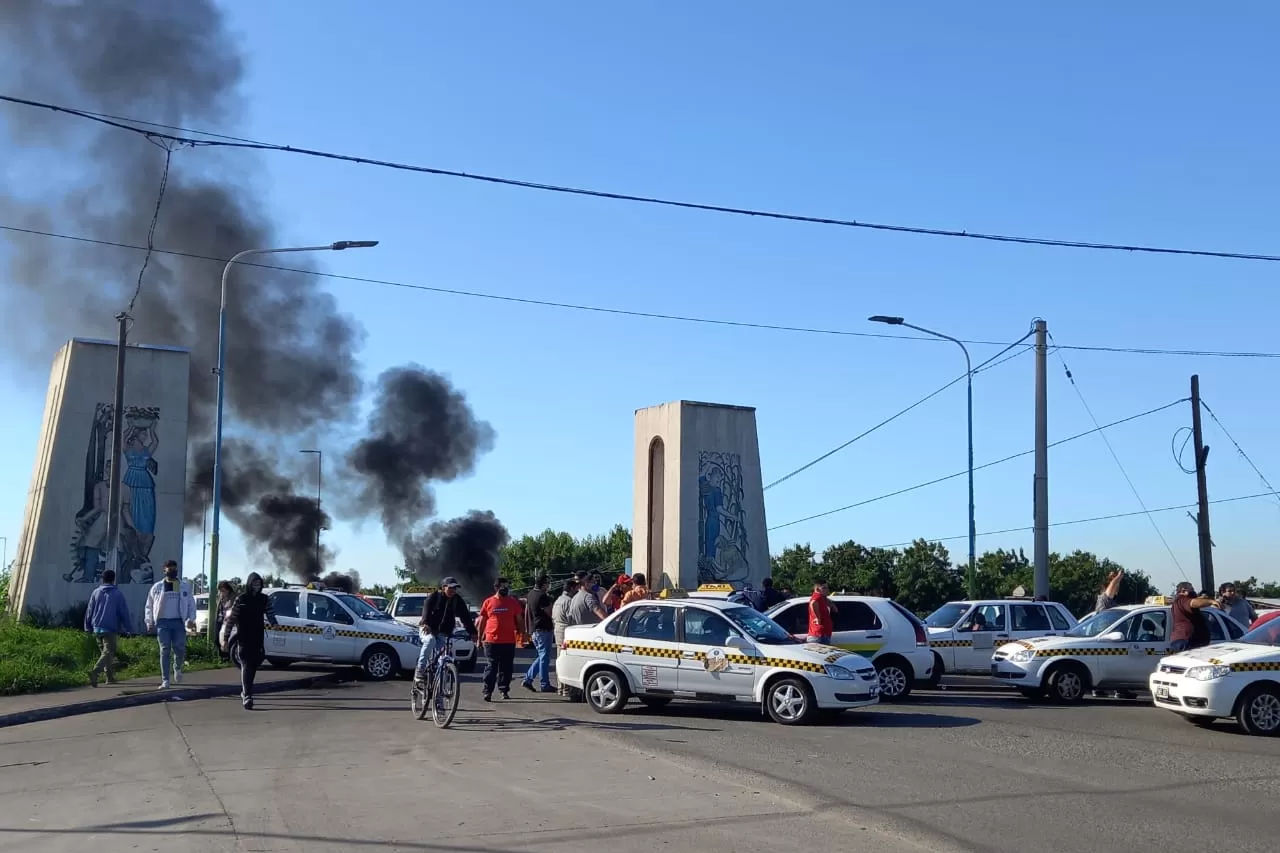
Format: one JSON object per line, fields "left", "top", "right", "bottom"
{"left": 696, "top": 583, "right": 735, "bottom": 592}
{"left": 659, "top": 587, "right": 689, "bottom": 599}
{"left": 402, "top": 586, "right": 437, "bottom": 594}
{"left": 1145, "top": 595, "right": 1172, "bottom": 605}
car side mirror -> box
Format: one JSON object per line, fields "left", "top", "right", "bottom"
{"left": 1101, "top": 631, "right": 1124, "bottom": 642}
{"left": 724, "top": 635, "right": 751, "bottom": 650}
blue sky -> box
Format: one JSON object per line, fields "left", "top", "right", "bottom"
{"left": 1, "top": 2, "right": 1277, "bottom": 592}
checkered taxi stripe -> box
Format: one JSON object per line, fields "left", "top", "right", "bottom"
{"left": 266, "top": 624, "right": 415, "bottom": 644}
{"left": 1228, "top": 661, "right": 1280, "bottom": 672}
{"left": 562, "top": 640, "right": 834, "bottom": 675}
{"left": 1034, "top": 647, "right": 1127, "bottom": 658}
{"left": 929, "top": 639, "right": 973, "bottom": 648}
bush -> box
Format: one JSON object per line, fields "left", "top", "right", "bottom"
{"left": 0, "top": 620, "right": 225, "bottom": 696}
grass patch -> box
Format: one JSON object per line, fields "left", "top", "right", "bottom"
{"left": 0, "top": 620, "right": 226, "bottom": 696}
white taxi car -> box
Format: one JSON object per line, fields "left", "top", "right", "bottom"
{"left": 558, "top": 598, "right": 880, "bottom": 725}
{"left": 387, "top": 587, "right": 478, "bottom": 672}
{"left": 765, "top": 595, "right": 933, "bottom": 700}
{"left": 229, "top": 585, "right": 422, "bottom": 680}
{"left": 991, "top": 603, "right": 1248, "bottom": 702}
{"left": 924, "top": 597, "right": 1078, "bottom": 684}
{"left": 1149, "top": 616, "right": 1280, "bottom": 735}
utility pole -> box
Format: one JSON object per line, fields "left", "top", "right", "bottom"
{"left": 1032, "top": 319, "right": 1049, "bottom": 599}
{"left": 104, "top": 312, "right": 130, "bottom": 577}
{"left": 1190, "top": 375, "right": 1215, "bottom": 592}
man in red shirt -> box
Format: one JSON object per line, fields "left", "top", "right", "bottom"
{"left": 477, "top": 577, "right": 525, "bottom": 701}
{"left": 807, "top": 579, "right": 838, "bottom": 644}
{"left": 1170, "top": 581, "right": 1216, "bottom": 652}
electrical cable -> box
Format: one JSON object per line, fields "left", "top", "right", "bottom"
{"left": 1171, "top": 426, "right": 1197, "bottom": 475}
{"left": 869, "top": 491, "right": 1273, "bottom": 549}
{"left": 127, "top": 140, "right": 176, "bottom": 313}
{"left": 767, "top": 398, "right": 1188, "bottom": 531}
{"left": 1048, "top": 333, "right": 1188, "bottom": 579}
{"left": 763, "top": 327, "right": 1036, "bottom": 491}
{"left": 6, "top": 92, "right": 1280, "bottom": 265}
{"left": 3, "top": 221, "right": 1277, "bottom": 360}
{"left": 1199, "top": 400, "right": 1280, "bottom": 507}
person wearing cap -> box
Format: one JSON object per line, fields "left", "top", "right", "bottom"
{"left": 604, "top": 574, "right": 632, "bottom": 613}
{"left": 414, "top": 577, "right": 477, "bottom": 684}
{"left": 1170, "top": 581, "right": 1217, "bottom": 652}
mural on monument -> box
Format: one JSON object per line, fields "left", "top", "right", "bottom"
{"left": 697, "top": 450, "right": 750, "bottom": 583}
{"left": 67, "top": 403, "right": 160, "bottom": 585}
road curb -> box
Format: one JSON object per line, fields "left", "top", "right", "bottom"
{"left": 0, "top": 672, "right": 346, "bottom": 729}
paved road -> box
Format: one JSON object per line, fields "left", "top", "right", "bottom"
{"left": 1, "top": 672, "right": 1275, "bottom": 853}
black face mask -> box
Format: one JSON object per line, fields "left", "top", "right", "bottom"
{"left": 498, "top": 586, "right": 510, "bottom": 597}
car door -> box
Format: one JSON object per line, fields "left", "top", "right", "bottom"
{"left": 264, "top": 590, "right": 303, "bottom": 658}
{"left": 677, "top": 608, "right": 757, "bottom": 700}
{"left": 954, "top": 604, "right": 1009, "bottom": 672}
{"left": 1009, "top": 603, "right": 1059, "bottom": 639}
{"left": 613, "top": 604, "right": 680, "bottom": 694}
{"left": 1105, "top": 610, "right": 1168, "bottom": 686}
{"left": 830, "top": 601, "right": 886, "bottom": 656}
{"left": 299, "top": 591, "right": 358, "bottom": 661}
{"left": 769, "top": 602, "right": 809, "bottom": 639}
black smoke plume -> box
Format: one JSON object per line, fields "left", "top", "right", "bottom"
{"left": 320, "top": 571, "right": 361, "bottom": 595}
{"left": 1, "top": 0, "right": 363, "bottom": 577}
{"left": 404, "top": 511, "right": 510, "bottom": 601}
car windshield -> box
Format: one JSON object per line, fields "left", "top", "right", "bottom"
{"left": 338, "top": 594, "right": 391, "bottom": 620}
{"left": 1066, "top": 608, "right": 1129, "bottom": 638}
{"left": 722, "top": 606, "right": 799, "bottom": 644}
{"left": 925, "top": 603, "right": 970, "bottom": 628}
{"left": 1240, "top": 619, "right": 1280, "bottom": 647}
{"left": 394, "top": 597, "right": 426, "bottom": 617}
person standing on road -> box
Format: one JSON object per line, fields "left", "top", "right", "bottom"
{"left": 144, "top": 560, "right": 196, "bottom": 689}
{"left": 620, "top": 573, "right": 650, "bottom": 607}
{"left": 477, "top": 577, "right": 525, "bottom": 701}
{"left": 84, "top": 569, "right": 133, "bottom": 687}
{"left": 1170, "top": 581, "right": 1216, "bottom": 652}
{"left": 1217, "top": 583, "right": 1256, "bottom": 628}
{"left": 552, "top": 576, "right": 580, "bottom": 697}
{"left": 220, "top": 572, "right": 279, "bottom": 710}
{"left": 521, "top": 575, "right": 556, "bottom": 693}
{"left": 760, "top": 577, "right": 786, "bottom": 611}
{"left": 807, "top": 579, "right": 837, "bottom": 645}
{"left": 413, "top": 577, "right": 477, "bottom": 684}
{"left": 568, "top": 571, "right": 608, "bottom": 626}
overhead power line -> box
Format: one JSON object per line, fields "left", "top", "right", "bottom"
{"left": 1199, "top": 400, "right": 1280, "bottom": 507}
{"left": 763, "top": 328, "right": 1037, "bottom": 491}
{"left": 869, "top": 491, "right": 1272, "bottom": 550}
{"left": 6, "top": 92, "right": 1280, "bottom": 265}
{"left": 1049, "top": 334, "right": 1187, "bottom": 580}
{"left": 3, "top": 222, "right": 1279, "bottom": 360}
{"left": 767, "top": 399, "right": 1188, "bottom": 531}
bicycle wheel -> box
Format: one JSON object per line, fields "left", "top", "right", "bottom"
{"left": 411, "top": 680, "right": 429, "bottom": 720}
{"left": 431, "top": 661, "right": 460, "bottom": 728}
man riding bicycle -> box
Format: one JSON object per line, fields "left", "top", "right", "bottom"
{"left": 414, "top": 577, "right": 478, "bottom": 684}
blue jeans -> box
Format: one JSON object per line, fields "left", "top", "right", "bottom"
{"left": 415, "top": 632, "right": 447, "bottom": 679}
{"left": 156, "top": 619, "right": 187, "bottom": 681}
{"left": 524, "top": 630, "right": 554, "bottom": 688}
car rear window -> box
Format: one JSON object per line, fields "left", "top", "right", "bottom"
{"left": 394, "top": 596, "right": 426, "bottom": 617}
{"left": 886, "top": 599, "right": 923, "bottom": 626}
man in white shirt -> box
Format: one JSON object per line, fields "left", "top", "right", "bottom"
{"left": 144, "top": 559, "right": 197, "bottom": 689}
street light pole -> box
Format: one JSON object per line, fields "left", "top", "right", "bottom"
{"left": 869, "top": 315, "right": 976, "bottom": 598}
{"left": 299, "top": 449, "right": 322, "bottom": 574}
{"left": 208, "top": 240, "right": 378, "bottom": 647}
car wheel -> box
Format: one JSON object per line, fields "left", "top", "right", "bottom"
{"left": 1046, "top": 662, "right": 1089, "bottom": 703}
{"left": 361, "top": 645, "right": 398, "bottom": 681}
{"left": 1235, "top": 684, "right": 1280, "bottom": 736}
{"left": 265, "top": 657, "right": 292, "bottom": 669}
{"left": 875, "top": 656, "right": 913, "bottom": 701}
{"left": 584, "top": 668, "right": 629, "bottom": 714}
{"left": 637, "top": 696, "right": 672, "bottom": 710}
{"left": 927, "top": 653, "right": 944, "bottom": 689}
{"left": 765, "top": 676, "right": 815, "bottom": 725}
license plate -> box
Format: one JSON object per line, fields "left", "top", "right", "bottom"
{"left": 1155, "top": 686, "right": 1170, "bottom": 699}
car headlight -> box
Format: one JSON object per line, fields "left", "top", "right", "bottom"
{"left": 823, "top": 664, "right": 856, "bottom": 680}
{"left": 1009, "top": 649, "right": 1034, "bottom": 663}
{"left": 1184, "top": 665, "right": 1231, "bottom": 681}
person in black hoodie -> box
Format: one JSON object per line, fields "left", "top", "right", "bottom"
{"left": 220, "top": 572, "right": 279, "bottom": 710}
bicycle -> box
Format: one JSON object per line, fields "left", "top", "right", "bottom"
{"left": 411, "top": 635, "right": 460, "bottom": 728}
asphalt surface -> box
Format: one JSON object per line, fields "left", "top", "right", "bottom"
{"left": 1, "top": 667, "right": 1276, "bottom": 853}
